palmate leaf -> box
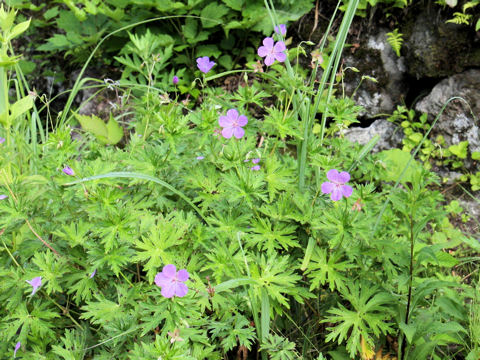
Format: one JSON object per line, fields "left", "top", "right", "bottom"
{"left": 51, "top": 328, "right": 87, "bottom": 360}
{"left": 249, "top": 217, "right": 299, "bottom": 253}
{"left": 209, "top": 314, "right": 256, "bottom": 352}
{"left": 80, "top": 294, "right": 124, "bottom": 325}
{"left": 323, "top": 282, "right": 395, "bottom": 358}
{"left": 264, "top": 156, "right": 295, "bottom": 202}
{"left": 4, "top": 302, "right": 59, "bottom": 342}
{"left": 251, "top": 254, "right": 310, "bottom": 308}
{"left": 220, "top": 167, "right": 268, "bottom": 205}
{"left": 133, "top": 212, "right": 191, "bottom": 281}
{"left": 305, "top": 247, "right": 353, "bottom": 292}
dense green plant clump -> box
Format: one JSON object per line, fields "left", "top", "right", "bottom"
{"left": 1, "top": 2, "right": 480, "bottom": 360}
{"left": 5, "top": 0, "right": 314, "bottom": 90}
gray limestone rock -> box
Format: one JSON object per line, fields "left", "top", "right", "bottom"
{"left": 415, "top": 69, "right": 480, "bottom": 154}
{"left": 343, "top": 119, "right": 404, "bottom": 152}
{"left": 343, "top": 29, "right": 408, "bottom": 118}
{"left": 404, "top": 11, "right": 480, "bottom": 79}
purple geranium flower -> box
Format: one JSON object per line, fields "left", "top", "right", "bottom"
{"left": 321, "top": 169, "right": 353, "bottom": 201}
{"left": 154, "top": 264, "right": 189, "bottom": 298}
{"left": 14, "top": 341, "right": 21, "bottom": 358}
{"left": 196, "top": 56, "right": 215, "bottom": 74}
{"left": 89, "top": 269, "right": 96, "bottom": 278}
{"left": 218, "top": 109, "right": 248, "bottom": 139}
{"left": 274, "top": 24, "right": 287, "bottom": 36}
{"left": 258, "top": 37, "right": 286, "bottom": 66}
{"left": 252, "top": 158, "right": 260, "bottom": 164}
{"left": 172, "top": 75, "right": 179, "bottom": 85}
{"left": 0, "top": 194, "right": 7, "bottom": 200}
{"left": 0, "top": 137, "right": 5, "bottom": 144}
{"left": 62, "top": 166, "right": 74, "bottom": 176}
{"left": 196, "top": 156, "right": 204, "bottom": 160}
{"left": 26, "top": 276, "right": 42, "bottom": 295}
{"left": 251, "top": 165, "right": 261, "bottom": 171}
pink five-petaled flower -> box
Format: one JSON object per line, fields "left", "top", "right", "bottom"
{"left": 14, "top": 341, "right": 21, "bottom": 358}
{"left": 257, "top": 37, "right": 286, "bottom": 66}
{"left": 196, "top": 56, "right": 215, "bottom": 74}
{"left": 321, "top": 169, "right": 353, "bottom": 201}
{"left": 274, "top": 24, "right": 287, "bottom": 36}
{"left": 26, "top": 276, "right": 42, "bottom": 295}
{"left": 218, "top": 109, "right": 248, "bottom": 139}
{"left": 154, "top": 264, "right": 189, "bottom": 298}
{"left": 62, "top": 166, "right": 74, "bottom": 176}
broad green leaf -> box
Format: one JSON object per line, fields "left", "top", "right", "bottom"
{"left": 182, "top": 17, "right": 197, "bottom": 41}
{"left": 196, "top": 44, "right": 221, "bottom": 58}
{"left": 200, "top": 3, "right": 228, "bottom": 28}
{"left": 399, "top": 322, "right": 416, "bottom": 343}
{"left": 377, "top": 149, "right": 422, "bottom": 184}
{"left": 105, "top": 113, "right": 123, "bottom": 145}
{"left": 222, "top": 0, "right": 244, "bottom": 11}
{"left": 433, "top": 251, "right": 458, "bottom": 267}
{"left": 7, "top": 19, "right": 30, "bottom": 41}
{"left": 74, "top": 113, "right": 108, "bottom": 142}
{"left": 448, "top": 141, "right": 468, "bottom": 159}
{"left": 10, "top": 95, "right": 34, "bottom": 119}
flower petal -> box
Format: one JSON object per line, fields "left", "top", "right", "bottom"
{"left": 321, "top": 181, "right": 334, "bottom": 194}
{"left": 237, "top": 115, "right": 248, "bottom": 126}
{"left": 330, "top": 186, "right": 343, "bottom": 201}
{"left": 326, "top": 169, "right": 340, "bottom": 183}
{"left": 161, "top": 283, "right": 176, "bottom": 298}
{"left": 233, "top": 127, "right": 245, "bottom": 139}
{"left": 222, "top": 127, "right": 234, "bottom": 139}
{"left": 162, "top": 264, "right": 177, "bottom": 279}
{"left": 219, "top": 115, "right": 233, "bottom": 127}
{"left": 226, "top": 109, "right": 239, "bottom": 121}
{"left": 264, "top": 54, "right": 275, "bottom": 66}
{"left": 274, "top": 41, "right": 286, "bottom": 52}
{"left": 177, "top": 269, "right": 189, "bottom": 282}
{"left": 262, "top": 37, "right": 274, "bottom": 48}
{"left": 174, "top": 282, "right": 189, "bottom": 297}
{"left": 258, "top": 46, "right": 269, "bottom": 57}
{"left": 274, "top": 51, "right": 286, "bottom": 63}
{"left": 337, "top": 171, "right": 350, "bottom": 184}
{"left": 274, "top": 24, "right": 287, "bottom": 36}
{"left": 154, "top": 273, "right": 170, "bottom": 287}
{"left": 341, "top": 184, "right": 353, "bottom": 198}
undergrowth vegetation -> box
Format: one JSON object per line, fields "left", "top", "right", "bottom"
{"left": 0, "top": 1, "right": 479, "bottom": 359}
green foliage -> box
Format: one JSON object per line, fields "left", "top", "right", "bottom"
{"left": 386, "top": 28, "right": 403, "bottom": 57}
{"left": 440, "top": 0, "right": 480, "bottom": 28}
{"left": 0, "top": 2, "right": 478, "bottom": 359}
{"left": 74, "top": 113, "right": 124, "bottom": 145}
{"left": 388, "top": 105, "right": 479, "bottom": 188}
{"left": 341, "top": 0, "right": 412, "bottom": 17}
{"left": 323, "top": 282, "right": 394, "bottom": 357}
{"left": 12, "top": 0, "right": 315, "bottom": 82}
